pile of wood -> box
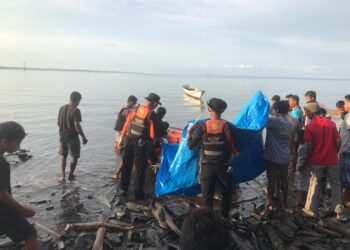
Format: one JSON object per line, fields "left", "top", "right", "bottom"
{"left": 30, "top": 199, "right": 184, "bottom": 250}
{"left": 229, "top": 210, "right": 350, "bottom": 250}
{"left": 3, "top": 195, "right": 350, "bottom": 250}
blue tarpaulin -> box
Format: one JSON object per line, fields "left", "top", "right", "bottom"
{"left": 155, "top": 91, "right": 270, "bottom": 197}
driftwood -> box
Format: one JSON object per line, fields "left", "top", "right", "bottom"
{"left": 270, "top": 219, "right": 298, "bottom": 238}
{"left": 61, "top": 187, "right": 79, "bottom": 199}
{"left": 150, "top": 201, "right": 181, "bottom": 236}
{"left": 92, "top": 215, "right": 107, "bottom": 250}
{"left": 251, "top": 232, "right": 260, "bottom": 250}
{"left": 323, "top": 219, "right": 350, "bottom": 237}
{"left": 232, "top": 197, "right": 258, "bottom": 206}
{"left": 125, "top": 202, "right": 150, "bottom": 213}
{"left": 97, "top": 196, "right": 112, "bottom": 209}
{"left": 304, "top": 220, "right": 342, "bottom": 238}
{"left": 34, "top": 222, "right": 61, "bottom": 238}
{"left": 230, "top": 231, "right": 253, "bottom": 250}
{"left": 265, "top": 225, "right": 284, "bottom": 250}
{"left": 65, "top": 221, "right": 134, "bottom": 232}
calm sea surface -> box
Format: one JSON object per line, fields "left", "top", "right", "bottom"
{"left": 0, "top": 69, "right": 348, "bottom": 229}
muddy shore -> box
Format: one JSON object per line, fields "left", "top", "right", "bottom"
{"left": 1, "top": 114, "right": 348, "bottom": 249}
{"left": 3, "top": 151, "right": 350, "bottom": 250}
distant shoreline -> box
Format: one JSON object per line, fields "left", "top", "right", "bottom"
{"left": 1, "top": 65, "right": 349, "bottom": 81}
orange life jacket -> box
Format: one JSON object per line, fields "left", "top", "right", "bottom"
{"left": 201, "top": 119, "right": 227, "bottom": 163}
{"left": 127, "top": 105, "right": 151, "bottom": 138}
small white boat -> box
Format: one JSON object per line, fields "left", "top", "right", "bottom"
{"left": 182, "top": 84, "right": 205, "bottom": 100}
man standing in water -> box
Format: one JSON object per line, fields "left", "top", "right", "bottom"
{"left": 58, "top": 91, "right": 88, "bottom": 182}
{"left": 187, "top": 98, "right": 237, "bottom": 217}
{"left": 118, "top": 93, "right": 160, "bottom": 200}
{"left": 111, "top": 95, "right": 138, "bottom": 180}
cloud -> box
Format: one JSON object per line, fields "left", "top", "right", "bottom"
{"left": 177, "top": 63, "right": 254, "bottom": 70}
{"left": 0, "top": 0, "right": 350, "bottom": 77}
{"left": 274, "top": 36, "right": 350, "bottom": 53}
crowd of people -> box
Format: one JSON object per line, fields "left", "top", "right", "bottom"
{"left": 266, "top": 91, "right": 350, "bottom": 221}
{"left": 1, "top": 89, "right": 350, "bottom": 250}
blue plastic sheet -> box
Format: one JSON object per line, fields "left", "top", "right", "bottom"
{"left": 155, "top": 91, "right": 270, "bottom": 197}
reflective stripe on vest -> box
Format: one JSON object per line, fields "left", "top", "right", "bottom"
{"left": 128, "top": 106, "right": 150, "bottom": 137}
{"left": 202, "top": 120, "right": 226, "bottom": 160}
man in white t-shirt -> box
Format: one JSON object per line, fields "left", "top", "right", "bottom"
{"left": 340, "top": 95, "right": 350, "bottom": 207}
{"left": 302, "top": 90, "right": 329, "bottom": 126}
{"left": 336, "top": 100, "right": 348, "bottom": 132}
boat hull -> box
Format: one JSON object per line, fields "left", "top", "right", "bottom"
{"left": 114, "top": 127, "right": 183, "bottom": 152}
{"left": 182, "top": 86, "right": 205, "bottom": 99}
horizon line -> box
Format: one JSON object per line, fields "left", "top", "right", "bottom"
{"left": 1, "top": 65, "right": 349, "bottom": 81}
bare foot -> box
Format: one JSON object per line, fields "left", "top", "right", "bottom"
{"left": 110, "top": 172, "right": 120, "bottom": 181}
{"left": 58, "top": 176, "right": 66, "bottom": 183}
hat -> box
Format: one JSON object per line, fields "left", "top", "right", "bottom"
{"left": 145, "top": 93, "right": 162, "bottom": 105}
{"left": 304, "top": 103, "right": 320, "bottom": 113}
{"left": 207, "top": 98, "right": 227, "bottom": 114}
{"left": 127, "top": 95, "right": 138, "bottom": 103}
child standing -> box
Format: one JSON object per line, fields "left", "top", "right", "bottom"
{"left": 0, "top": 121, "right": 37, "bottom": 250}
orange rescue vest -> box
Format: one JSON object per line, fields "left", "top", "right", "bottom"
{"left": 202, "top": 119, "right": 227, "bottom": 163}
{"left": 127, "top": 105, "right": 151, "bottom": 138}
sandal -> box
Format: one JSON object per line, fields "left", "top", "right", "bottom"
{"left": 302, "top": 208, "right": 317, "bottom": 218}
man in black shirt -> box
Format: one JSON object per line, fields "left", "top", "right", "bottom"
{"left": 0, "top": 122, "right": 37, "bottom": 250}
{"left": 111, "top": 95, "right": 138, "bottom": 180}
{"left": 57, "top": 91, "right": 88, "bottom": 182}
{"left": 156, "top": 107, "right": 167, "bottom": 138}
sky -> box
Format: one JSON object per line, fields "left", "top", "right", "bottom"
{"left": 0, "top": 0, "right": 350, "bottom": 78}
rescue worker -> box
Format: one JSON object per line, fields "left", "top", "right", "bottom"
{"left": 187, "top": 98, "right": 237, "bottom": 217}
{"left": 118, "top": 93, "right": 161, "bottom": 200}
{"left": 111, "top": 95, "right": 138, "bottom": 180}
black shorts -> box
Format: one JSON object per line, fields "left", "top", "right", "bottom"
{"left": 266, "top": 160, "right": 288, "bottom": 181}
{"left": 59, "top": 136, "right": 80, "bottom": 159}
{"left": 0, "top": 210, "right": 36, "bottom": 243}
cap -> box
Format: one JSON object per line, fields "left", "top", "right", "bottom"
{"left": 145, "top": 93, "right": 162, "bottom": 105}
{"left": 304, "top": 103, "right": 321, "bottom": 113}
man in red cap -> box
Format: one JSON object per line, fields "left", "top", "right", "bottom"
{"left": 118, "top": 93, "right": 161, "bottom": 200}
{"left": 187, "top": 98, "right": 237, "bottom": 217}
